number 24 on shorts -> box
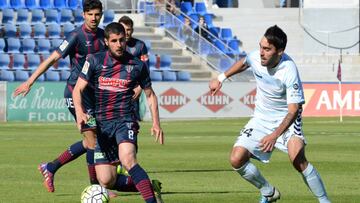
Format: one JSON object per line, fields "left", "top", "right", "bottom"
{"left": 240, "top": 128, "right": 253, "bottom": 137}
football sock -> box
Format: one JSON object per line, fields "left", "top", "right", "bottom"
{"left": 128, "top": 164, "right": 156, "bottom": 203}
{"left": 86, "top": 149, "right": 98, "bottom": 184}
{"left": 113, "top": 174, "right": 137, "bottom": 192}
{"left": 47, "top": 141, "right": 86, "bottom": 174}
{"left": 234, "top": 161, "right": 274, "bottom": 196}
{"left": 301, "top": 163, "right": 330, "bottom": 203}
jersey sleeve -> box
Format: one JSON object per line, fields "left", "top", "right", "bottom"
{"left": 138, "top": 62, "right": 152, "bottom": 89}
{"left": 79, "top": 55, "right": 95, "bottom": 82}
{"left": 56, "top": 32, "right": 78, "bottom": 58}
{"left": 284, "top": 63, "right": 305, "bottom": 105}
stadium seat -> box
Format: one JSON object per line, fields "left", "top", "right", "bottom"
{"left": 67, "top": 0, "right": 79, "bottom": 10}
{"left": 214, "top": 39, "right": 226, "bottom": 54}
{"left": 12, "top": 54, "right": 26, "bottom": 69}
{"left": 25, "top": 0, "right": 38, "bottom": 9}
{"left": 57, "top": 56, "right": 70, "bottom": 69}
{"left": 53, "top": 0, "right": 66, "bottom": 9}
{"left": 37, "top": 38, "right": 51, "bottom": 53}
{"left": 195, "top": 2, "right": 207, "bottom": 16}
{"left": 189, "top": 13, "right": 199, "bottom": 29}
{"left": 160, "top": 54, "right": 172, "bottom": 68}
{"left": 177, "top": 71, "right": 191, "bottom": 81}
{"left": 45, "top": 9, "right": 59, "bottom": 24}
{"left": 220, "top": 28, "right": 233, "bottom": 41}
{"left": 0, "top": 54, "right": 10, "bottom": 69}
{"left": 10, "top": 0, "right": 25, "bottom": 9}
{"left": 33, "top": 23, "right": 46, "bottom": 38}
{"left": 31, "top": 9, "right": 44, "bottom": 25}
{"left": 47, "top": 24, "right": 61, "bottom": 38}
{"left": 26, "top": 53, "right": 41, "bottom": 69}
{"left": 60, "top": 9, "right": 73, "bottom": 24}
{"left": 102, "top": 9, "right": 115, "bottom": 26}
{"left": 137, "top": 0, "right": 145, "bottom": 13}
{"left": 19, "top": 24, "right": 32, "bottom": 38}
{"left": 149, "top": 54, "right": 156, "bottom": 68}
{"left": 203, "top": 13, "right": 213, "bottom": 27}
{"left": 7, "top": 38, "right": 21, "bottom": 53}
{"left": 45, "top": 70, "right": 60, "bottom": 81}
{"left": 21, "top": 38, "right": 36, "bottom": 53}
{"left": 16, "top": 9, "right": 30, "bottom": 24}
{"left": 209, "top": 26, "right": 220, "bottom": 39}
{"left": 39, "top": 0, "right": 52, "bottom": 9}
{"left": 74, "top": 9, "right": 84, "bottom": 26}
{"left": 0, "top": 0, "right": 9, "bottom": 9}
{"left": 227, "top": 39, "right": 240, "bottom": 55}
{"left": 40, "top": 53, "right": 50, "bottom": 62}
{"left": 0, "top": 39, "right": 5, "bottom": 53}
{"left": 0, "top": 70, "right": 15, "bottom": 81}
{"left": 162, "top": 70, "right": 177, "bottom": 81}
{"left": 180, "top": 2, "right": 193, "bottom": 15}
{"left": 60, "top": 69, "right": 70, "bottom": 80}
{"left": 150, "top": 70, "right": 162, "bottom": 81}
{"left": 4, "top": 23, "right": 17, "bottom": 38}
{"left": 15, "top": 69, "right": 30, "bottom": 81}
{"left": 50, "top": 38, "right": 63, "bottom": 52}
{"left": 63, "top": 23, "right": 75, "bottom": 37}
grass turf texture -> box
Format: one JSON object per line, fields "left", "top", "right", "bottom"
{"left": 0, "top": 117, "right": 359, "bottom": 202}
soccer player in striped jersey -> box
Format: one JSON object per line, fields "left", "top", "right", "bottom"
{"left": 13, "top": 0, "right": 106, "bottom": 193}
{"left": 73, "top": 22, "right": 164, "bottom": 203}
{"left": 209, "top": 25, "right": 330, "bottom": 203}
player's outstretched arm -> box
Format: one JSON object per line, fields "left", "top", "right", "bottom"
{"left": 13, "top": 51, "right": 62, "bottom": 97}
{"left": 144, "top": 87, "right": 164, "bottom": 145}
{"left": 73, "top": 77, "right": 89, "bottom": 131}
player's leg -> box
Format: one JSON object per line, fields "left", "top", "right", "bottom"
{"left": 287, "top": 137, "right": 330, "bottom": 203}
{"left": 82, "top": 129, "right": 98, "bottom": 185}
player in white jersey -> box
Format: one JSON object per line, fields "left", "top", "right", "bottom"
{"left": 209, "top": 25, "right": 330, "bottom": 203}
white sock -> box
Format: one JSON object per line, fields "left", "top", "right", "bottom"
{"left": 234, "top": 161, "right": 274, "bottom": 196}
{"left": 302, "top": 163, "right": 331, "bottom": 203}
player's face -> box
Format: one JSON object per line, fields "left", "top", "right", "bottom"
{"left": 120, "top": 23, "right": 133, "bottom": 42}
{"left": 259, "top": 37, "right": 283, "bottom": 68}
{"left": 83, "top": 9, "right": 102, "bottom": 31}
{"left": 105, "top": 33, "right": 126, "bottom": 58}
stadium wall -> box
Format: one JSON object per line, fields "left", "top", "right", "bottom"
{"left": 1, "top": 82, "right": 359, "bottom": 122}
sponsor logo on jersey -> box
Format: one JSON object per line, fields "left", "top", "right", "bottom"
{"left": 98, "top": 76, "right": 131, "bottom": 90}
{"left": 240, "top": 88, "right": 257, "bottom": 110}
{"left": 159, "top": 88, "right": 190, "bottom": 113}
{"left": 59, "top": 40, "right": 69, "bottom": 52}
{"left": 81, "top": 61, "right": 90, "bottom": 74}
{"left": 197, "top": 90, "right": 233, "bottom": 112}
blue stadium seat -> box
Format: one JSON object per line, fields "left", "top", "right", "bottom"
{"left": 19, "top": 24, "right": 32, "bottom": 38}
{"left": 53, "top": 0, "right": 66, "bottom": 10}
{"left": 203, "top": 13, "right": 213, "bottom": 27}
{"left": 63, "top": 23, "right": 75, "bottom": 37}
{"left": 37, "top": 38, "right": 51, "bottom": 53}
{"left": 180, "top": 2, "right": 193, "bottom": 15}
{"left": 15, "top": 69, "right": 30, "bottom": 81}
{"left": 220, "top": 28, "right": 233, "bottom": 41}
{"left": 25, "top": 0, "right": 38, "bottom": 9}
{"left": 60, "top": 69, "right": 70, "bottom": 80}
{"left": 45, "top": 9, "right": 59, "bottom": 24}
{"left": 10, "top": 0, "right": 25, "bottom": 9}
{"left": 60, "top": 9, "right": 73, "bottom": 24}
{"left": 33, "top": 23, "right": 46, "bottom": 38}
{"left": 227, "top": 39, "right": 240, "bottom": 55}
{"left": 0, "top": 70, "right": 15, "bottom": 81}
{"left": 4, "top": 23, "right": 17, "bottom": 38}
{"left": 31, "top": 70, "right": 45, "bottom": 81}
{"left": 7, "top": 38, "right": 21, "bottom": 54}
{"left": 12, "top": 54, "right": 26, "bottom": 69}
{"left": 58, "top": 56, "right": 70, "bottom": 69}
{"left": 0, "top": 54, "right": 10, "bottom": 69}
{"left": 47, "top": 24, "right": 61, "bottom": 38}
{"left": 16, "top": 9, "right": 30, "bottom": 24}
{"left": 0, "top": 0, "right": 9, "bottom": 9}
{"left": 160, "top": 54, "right": 172, "bottom": 68}
{"left": 50, "top": 38, "right": 63, "bottom": 52}
{"left": 31, "top": 9, "right": 44, "bottom": 25}
{"left": 213, "top": 39, "right": 226, "bottom": 54}
{"left": 39, "top": 0, "right": 52, "bottom": 9}
{"left": 150, "top": 70, "right": 162, "bottom": 81}
{"left": 162, "top": 70, "right": 177, "bottom": 81}
{"left": 67, "top": 0, "right": 79, "bottom": 10}
{"left": 195, "top": 2, "right": 207, "bottom": 16}
{"left": 26, "top": 54, "right": 41, "bottom": 69}
{"left": 0, "top": 39, "right": 5, "bottom": 53}
{"left": 209, "top": 26, "right": 220, "bottom": 39}
{"left": 45, "top": 70, "right": 60, "bottom": 81}
{"left": 21, "top": 38, "right": 36, "bottom": 53}
{"left": 74, "top": 9, "right": 84, "bottom": 26}
{"left": 137, "top": 0, "right": 145, "bottom": 13}
{"left": 177, "top": 71, "right": 191, "bottom": 81}
{"left": 149, "top": 54, "right": 156, "bottom": 67}
{"left": 102, "top": 9, "right": 115, "bottom": 26}
{"left": 189, "top": 13, "right": 199, "bottom": 29}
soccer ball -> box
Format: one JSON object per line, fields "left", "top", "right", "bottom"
{"left": 81, "top": 184, "right": 110, "bottom": 203}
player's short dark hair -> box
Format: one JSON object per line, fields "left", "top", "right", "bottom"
{"left": 118, "top": 15, "right": 134, "bottom": 28}
{"left": 104, "top": 22, "right": 125, "bottom": 39}
{"left": 264, "top": 25, "right": 287, "bottom": 50}
{"left": 83, "top": 0, "right": 103, "bottom": 12}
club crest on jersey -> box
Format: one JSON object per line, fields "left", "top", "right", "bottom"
{"left": 126, "top": 122, "right": 133, "bottom": 129}
{"left": 126, "top": 65, "right": 134, "bottom": 73}
{"left": 85, "top": 41, "right": 92, "bottom": 47}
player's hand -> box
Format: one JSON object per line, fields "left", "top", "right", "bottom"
{"left": 209, "top": 79, "right": 222, "bottom": 96}
{"left": 76, "top": 112, "right": 89, "bottom": 131}
{"left": 132, "top": 85, "right": 142, "bottom": 100}
{"left": 13, "top": 82, "right": 31, "bottom": 97}
{"left": 151, "top": 125, "right": 164, "bottom": 145}
{"left": 259, "top": 133, "right": 277, "bottom": 152}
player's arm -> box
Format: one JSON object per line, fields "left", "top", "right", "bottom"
{"left": 13, "top": 51, "right": 61, "bottom": 97}
{"left": 143, "top": 87, "right": 164, "bottom": 145}
{"left": 132, "top": 42, "right": 150, "bottom": 100}
{"left": 73, "top": 77, "right": 89, "bottom": 131}
{"left": 209, "top": 57, "right": 249, "bottom": 95}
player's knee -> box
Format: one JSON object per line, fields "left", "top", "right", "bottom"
{"left": 229, "top": 147, "right": 250, "bottom": 168}
{"left": 97, "top": 174, "right": 116, "bottom": 189}
{"left": 119, "top": 158, "right": 137, "bottom": 171}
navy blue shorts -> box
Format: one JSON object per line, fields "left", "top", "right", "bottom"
{"left": 94, "top": 119, "right": 139, "bottom": 164}
{"left": 64, "top": 83, "right": 96, "bottom": 132}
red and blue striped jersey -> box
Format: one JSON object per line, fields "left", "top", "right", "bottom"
{"left": 126, "top": 37, "right": 149, "bottom": 67}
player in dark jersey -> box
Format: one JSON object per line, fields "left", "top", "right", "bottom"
{"left": 73, "top": 22, "right": 164, "bottom": 203}
{"left": 13, "top": 0, "right": 106, "bottom": 193}
{"left": 118, "top": 15, "right": 149, "bottom": 121}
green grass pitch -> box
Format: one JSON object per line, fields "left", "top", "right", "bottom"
{"left": 0, "top": 117, "right": 359, "bottom": 203}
